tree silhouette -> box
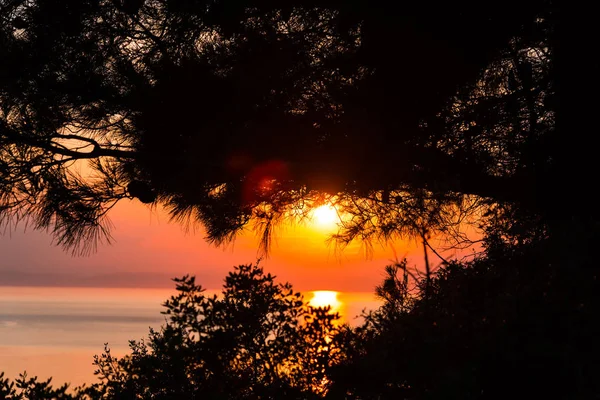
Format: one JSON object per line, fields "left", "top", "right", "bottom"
{"left": 84, "top": 263, "right": 343, "bottom": 399}
{"left": 0, "top": 0, "right": 554, "bottom": 253}
{"left": 329, "top": 241, "right": 600, "bottom": 399}
{"left": 2, "top": 250, "right": 599, "bottom": 398}
{"left": 0, "top": 263, "right": 344, "bottom": 399}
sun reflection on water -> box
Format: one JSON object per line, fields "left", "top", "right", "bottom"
{"left": 309, "top": 290, "right": 342, "bottom": 314}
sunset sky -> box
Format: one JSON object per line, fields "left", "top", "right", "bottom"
{"left": 0, "top": 199, "right": 455, "bottom": 293}
{"left": 1, "top": 200, "right": 435, "bottom": 386}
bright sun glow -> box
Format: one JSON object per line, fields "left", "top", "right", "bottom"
{"left": 309, "top": 290, "right": 341, "bottom": 310}
{"left": 311, "top": 205, "right": 339, "bottom": 227}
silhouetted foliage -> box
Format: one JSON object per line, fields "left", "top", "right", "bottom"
{"left": 2, "top": 2, "right": 599, "bottom": 398}
{"left": 329, "top": 237, "right": 600, "bottom": 399}
{"left": 3, "top": 244, "right": 600, "bottom": 399}
{"left": 0, "top": 371, "right": 81, "bottom": 400}
{"left": 0, "top": 263, "right": 343, "bottom": 399}
{"left": 83, "top": 263, "right": 343, "bottom": 399}
{"left": 0, "top": 0, "right": 558, "bottom": 253}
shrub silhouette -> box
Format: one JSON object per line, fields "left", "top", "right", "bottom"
{"left": 0, "top": 262, "right": 343, "bottom": 399}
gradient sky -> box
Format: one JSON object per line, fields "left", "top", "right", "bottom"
{"left": 0, "top": 199, "right": 475, "bottom": 292}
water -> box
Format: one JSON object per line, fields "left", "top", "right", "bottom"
{"left": 0, "top": 286, "right": 172, "bottom": 386}
{"left": 0, "top": 286, "right": 380, "bottom": 387}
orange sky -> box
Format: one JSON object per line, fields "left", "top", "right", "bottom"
{"left": 0, "top": 199, "right": 478, "bottom": 292}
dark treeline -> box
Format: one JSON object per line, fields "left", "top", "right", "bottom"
{"left": 1, "top": 0, "right": 599, "bottom": 398}
{"left": 2, "top": 238, "right": 598, "bottom": 399}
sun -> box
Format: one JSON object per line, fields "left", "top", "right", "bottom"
{"left": 309, "top": 291, "right": 341, "bottom": 311}
{"left": 311, "top": 205, "right": 339, "bottom": 227}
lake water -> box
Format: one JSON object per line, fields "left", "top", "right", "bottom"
{"left": 0, "top": 286, "right": 380, "bottom": 387}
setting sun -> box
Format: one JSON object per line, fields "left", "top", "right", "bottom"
{"left": 311, "top": 205, "right": 339, "bottom": 227}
